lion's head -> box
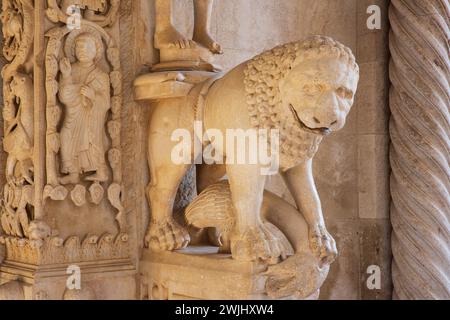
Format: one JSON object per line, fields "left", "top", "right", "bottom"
{"left": 244, "top": 36, "right": 359, "bottom": 170}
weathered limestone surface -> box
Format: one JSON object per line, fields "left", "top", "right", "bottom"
{"left": 2, "top": 0, "right": 446, "bottom": 301}
{"left": 389, "top": 0, "right": 450, "bottom": 299}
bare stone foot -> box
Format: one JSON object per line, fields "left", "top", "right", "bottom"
{"left": 155, "top": 26, "right": 197, "bottom": 50}
{"left": 145, "top": 218, "right": 191, "bottom": 251}
{"left": 230, "top": 224, "right": 282, "bottom": 262}
{"left": 59, "top": 173, "right": 80, "bottom": 185}
{"left": 193, "top": 32, "right": 222, "bottom": 54}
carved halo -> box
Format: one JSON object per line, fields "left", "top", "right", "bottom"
{"left": 63, "top": 27, "right": 104, "bottom": 63}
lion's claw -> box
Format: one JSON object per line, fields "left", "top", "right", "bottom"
{"left": 145, "top": 219, "right": 190, "bottom": 252}
{"left": 230, "top": 225, "right": 283, "bottom": 263}
{"left": 308, "top": 224, "right": 338, "bottom": 265}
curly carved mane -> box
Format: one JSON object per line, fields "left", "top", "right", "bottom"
{"left": 244, "top": 35, "right": 359, "bottom": 170}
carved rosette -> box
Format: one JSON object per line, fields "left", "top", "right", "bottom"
{"left": 389, "top": 0, "right": 450, "bottom": 299}
{"left": 44, "top": 18, "right": 125, "bottom": 231}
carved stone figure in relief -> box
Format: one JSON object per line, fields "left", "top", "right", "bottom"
{"left": 3, "top": 72, "right": 34, "bottom": 185}
{"left": 144, "top": 36, "right": 359, "bottom": 263}
{"left": 0, "top": 0, "right": 23, "bottom": 61}
{"left": 45, "top": 21, "right": 124, "bottom": 229}
{"left": 0, "top": 72, "right": 34, "bottom": 239}
{"left": 46, "top": 0, "right": 119, "bottom": 27}
{"left": 58, "top": 33, "right": 111, "bottom": 185}
{"left": 155, "top": 0, "right": 222, "bottom": 54}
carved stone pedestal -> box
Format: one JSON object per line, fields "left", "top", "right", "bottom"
{"left": 0, "top": 259, "right": 135, "bottom": 300}
{"left": 0, "top": 234, "right": 135, "bottom": 300}
{"left": 140, "top": 247, "right": 319, "bottom": 300}
{"left": 153, "top": 47, "right": 221, "bottom": 73}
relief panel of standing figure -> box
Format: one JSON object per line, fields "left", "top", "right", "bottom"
{"left": 58, "top": 33, "right": 110, "bottom": 185}
{"left": 45, "top": 22, "right": 124, "bottom": 230}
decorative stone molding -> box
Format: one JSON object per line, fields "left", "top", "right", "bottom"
{"left": 0, "top": 233, "right": 129, "bottom": 265}
{"left": 389, "top": 0, "right": 450, "bottom": 299}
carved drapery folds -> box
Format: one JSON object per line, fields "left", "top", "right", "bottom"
{"left": 389, "top": 0, "right": 450, "bottom": 299}
{"left": 44, "top": 15, "right": 124, "bottom": 231}
{"left": 0, "top": 0, "right": 35, "bottom": 240}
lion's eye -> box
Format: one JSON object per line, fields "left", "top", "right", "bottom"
{"left": 336, "top": 87, "right": 353, "bottom": 100}
{"left": 303, "top": 84, "right": 322, "bottom": 95}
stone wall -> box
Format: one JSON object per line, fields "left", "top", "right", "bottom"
{"left": 130, "top": 0, "right": 392, "bottom": 300}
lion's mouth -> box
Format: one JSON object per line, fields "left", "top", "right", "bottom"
{"left": 289, "top": 104, "right": 332, "bottom": 136}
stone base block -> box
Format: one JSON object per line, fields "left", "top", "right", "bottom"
{"left": 140, "top": 247, "right": 313, "bottom": 300}
{"left": 0, "top": 259, "right": 136, "bottom": 300}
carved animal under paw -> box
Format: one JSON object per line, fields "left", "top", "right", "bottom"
{"left": 144, "top": 36, "right": 359, "bottom": 262}
{"left": 3, "top": 72, "right": 34, "bottom": 184}
{"left": 185, "top": 181, "right": 294, "bottom": 264}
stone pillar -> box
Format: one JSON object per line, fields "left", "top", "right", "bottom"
{"left": 0, "top": 0, "right": 135, "bottom": 300}
{"left": 389, "top": 0, "right": 450, "bottom": 299}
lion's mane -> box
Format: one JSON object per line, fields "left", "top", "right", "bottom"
{"left": 244, "top": 35, "right": 359, "bottom": 170}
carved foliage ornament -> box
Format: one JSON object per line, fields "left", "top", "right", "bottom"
{"left": 46, "top": 0, "right": 120, "bottom": 28}
{"left": 44, "top": 20, "right": 124, "bottom": 231}
{"left": 0, "top": 233, "right": 129, "bottom": 265}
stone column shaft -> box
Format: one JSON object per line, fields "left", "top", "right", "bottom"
{"left": 389, "top": 0, "right": 450, "bottom": 299}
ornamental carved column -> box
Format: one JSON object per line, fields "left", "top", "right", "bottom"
{"left": 389, "top": 0, "right": 450, "bottom": 299}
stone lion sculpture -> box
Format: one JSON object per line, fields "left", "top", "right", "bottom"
{"left": 144, "top": 35, "right": 359, "bottom": 264}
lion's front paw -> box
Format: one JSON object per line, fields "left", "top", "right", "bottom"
{"left": 230, "top": 224, "right": 283, "bottom": 263}
{"left": 308, "top": 224, "right": 338, "bottom": 265}
{"left": 144, "top": 219, "right": 190, "bottom": 252}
